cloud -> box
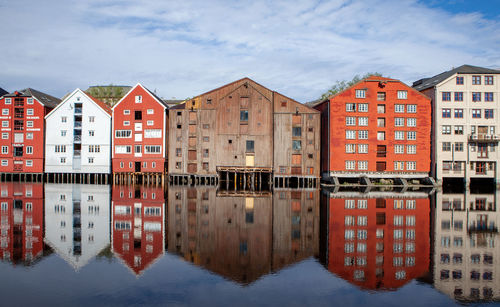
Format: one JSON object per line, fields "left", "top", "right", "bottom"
{"left": 0, "top": 0, "right": 499, "bottom": 101}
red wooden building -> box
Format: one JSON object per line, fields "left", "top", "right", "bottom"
{"left": 314, "top": 76, "right": 431, "bottom": 183}
{"left": 112, "top": 83, "right": 168, "bottom": 179}
{"left": 326, "top": 193, "right": 430, "bottom": 290}
{"left": 0, "top": 89, "right": 60, "bottom": 176}
{"left": 111, "top": 185, "right": 165, "bottom": 275}
{"left": 0, "top": 183, "right": 44, "bottom": 265}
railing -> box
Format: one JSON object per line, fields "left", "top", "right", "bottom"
{"left": 469, "top": 134, "right": 500, "bottom": 142}
{"left": 74, "top": 135, "right": 81, "bottom": 142}
{"left": 74, "top": 107, "right": 82, "bottom": 114}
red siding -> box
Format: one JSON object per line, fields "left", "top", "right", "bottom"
{"left": 112, "top": 85, "right": 167, "bottom": 173}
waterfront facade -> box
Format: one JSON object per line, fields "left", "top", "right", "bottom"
{"left": 0, "top": 89, "right": 60, "bottom": 174}
{"left": 112, "top": 83, "right": 168, "bottom": 175}
{"left": 314, "top": 76, "right": 432, "bottom": 184}
{"left": 45, "top": 89, "right": 112, "bottom": 177}
{"left": 168, "top": 78, "right": 320, "bottom": 188}
{"left": 413, "top": 65, "right": 500, "bottom": 185}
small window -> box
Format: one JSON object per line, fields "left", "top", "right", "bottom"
{"left": 246, "top": 140, "right": 254, "bottom": 152}
{"left": 397, "top": 91, "right": 407, "bottom": 99}
{"left": 89, "top": 116, "right": 95, "bottom": 122}
{"left": 292, "top": 127, "right": 302, "bottom": 137}
{"left": 355, "top": 89, "right": 366, "bottom": 98}
{"left": 124, "top": 109, "right": 130, "bottom": 115}
{"left": 61, "top": 116, "right": 67, "bottom": 123}
{"left": 377, "top": 92, "right": 386, "bottom": 101}
{"left": 147, "top": 109, "right": 154, "bottom": 114}
{"left": 135, "top": 95, "right": 142, "bottom": 103}
{"left": 240, "top": 110, "right": 248, "bottom": 122}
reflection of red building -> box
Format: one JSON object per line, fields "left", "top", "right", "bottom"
{"left": 327, "top": 193, "right": 430, "bottom": 290}
{"left": 111, "top": 185, "right": 165, "bottom": 275}
{"left": 0, "top": 183, "right": 44, "bottom": 265}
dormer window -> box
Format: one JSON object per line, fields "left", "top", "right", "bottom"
{"left": 135, "top": 95, "right": 142, "bottom": 103}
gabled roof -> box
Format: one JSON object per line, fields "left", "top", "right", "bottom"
{"left": 0, "top": 87, "right": 7, "bottom": 97}
{"left": 413, "top": 64, "right": 500, "bottom": 91}
{"left": 112, "top": 83, "right": 168, "bottom": 110}
{"left": 45, "top": 88, "right": 111, "bottom": 119}
{"left": 4, "top": 88, "right": 61, "bottom": 108}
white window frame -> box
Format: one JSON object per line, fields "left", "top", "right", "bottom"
{"left": 355, "top": 89, "right": 366, "bottom": 98}
{"left": 397, "top": 91, "right": 408, "bottom": 99}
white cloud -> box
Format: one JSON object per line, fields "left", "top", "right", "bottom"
{"left": 0, "top": 0, "right": 499, "bottom": 101}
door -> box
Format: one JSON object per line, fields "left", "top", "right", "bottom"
{"left": 376, "top": 162, "right": 386, "bottom": 171}
{"left": 245, "top": 155, "right": 254, "bottom": 167}
{"left": 135, "top": 162, "right": 141, "bottom": 173}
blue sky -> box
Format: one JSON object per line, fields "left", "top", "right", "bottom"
{"left": 0, "top": 0, "right": 499, "bottom": 102}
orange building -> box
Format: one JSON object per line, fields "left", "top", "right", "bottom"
{"left": 0, "top": 183, "right": 44, "bottom": 265}
{"left": 325, "top": 191, "right": 430, "bottom": 290}
{"left": 314, "top": 76, "right": 431, "bottom": 184}
{"left": 111, "top": 185, "right": 165, "bottom": 275}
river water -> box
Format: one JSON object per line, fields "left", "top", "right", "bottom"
{"left": 0, "top": 182, "right": 497, "bottom": 306}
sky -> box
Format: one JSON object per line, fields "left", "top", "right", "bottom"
{"left": 0, "top": 0, "right": 499, "bottom": 102}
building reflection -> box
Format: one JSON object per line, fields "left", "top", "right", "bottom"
{"left": 167, "top": 187, "right": 319, "bottom": 284}
{"left": 44, "top": 184, "right": 110, "bottom": 270}
{"left": 433, "top": 190, "right": 500, "bottom": 303}
{"left": 111, "top": 185, "right": 165, "bottom": 276}
{"left": 323, "top": 189, "right": 431, "bottom": 290}
{"left": 0, "top": 183, "right": 44, "bottom": 265}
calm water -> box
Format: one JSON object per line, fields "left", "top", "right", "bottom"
{"left": 0, "top": 182, "right": 498, "bottom": 306}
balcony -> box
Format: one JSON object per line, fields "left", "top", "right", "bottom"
{"left": 74, "top": 107, "right": 82, "bottom": 114}
{"left": 74, "top": 135, "right": 81, "bottom": 143}
{"left": 469, "top": 134, "right": 500, "bottom": 142}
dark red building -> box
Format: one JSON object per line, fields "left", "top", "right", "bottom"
{"left": 111, "top": 185, "right": 165, "bottom": 275}
{"left": 314, "top": 76, "right": 431, "bottom": 182}
{"left": 326, "top": 193, "right": 430, "bottom": 290}
{"left": 0, "top": 89, "right": 60, "bottom": 174}
{"left": 0, "top": 182, "right": 44, "bottom": 265}
{"left": 112, "top": 83, "right": 168, "bottom": 175}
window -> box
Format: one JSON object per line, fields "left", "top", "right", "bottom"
{"left": 406, "top": 162, "right": 416, "bottom": 170}
{"left": 147, "top": 109, "right": 154, "bottom": 114}
{"left": 134, "top": 110, "right": 142, "bottom": 120}
{"left": 407, "top": 131, "right": 416, "bottom": 140}
{"left": 345, "top": 144, "right": 356, "bottom": 153}
{"left": 144, "top": 129, "right": 162, "bottom": 138}
{"left": 345, "top": 160, "right": 355, "bottom": 170}
{"left": 442, "top": 109, "right": 451, "bottom": 118}
{"left": 89, "top": 116, "right": 95, "bottom": 122}
{"left": 377, "top": 131, "right": 385, "bottom": 140}
{"left": 346, "top": 130, "right": 356, "bottom": 139}
{"left": 395, "top": 131, "right": 404, "bottom": 140}
{"left": 472, "top": 92, "right": 481, "bottom": 102}
{"left": 1, "top": 109, "right": 7, "bottom": 116}
{"left": 454, "top": 109, "right": 463, "bottom": 118}
{"left": 123, "top": 121, "right": 130, "bottom": 126}
{"left": 124, "top": 109, "right": 130, "bottom": 115}
{"left": 346, "top": 103, "right": 356, "bottom": 112}
{"left": 26, "top": 133, "right": 33, "bottom": 139}
{"left": 358, "top": 104, "right": 368, "bottom": 112}
{"left": 442, "top": 92, "right": 451, "bottom": 101}
{"left": 240, "top": 110, "right": 248, "bottom": 122}
{"left": 355, "top": 89, "right": 366, "bottom": 98}
{"left": 1, "top": 133, "right": 7, "bottom": 139}
{"left": 26, "top": 109, "right": 34, "bottom": 116}
{"left": 88, "top": 145, "right": 100, "bottom": 153}
{"left": 454, "top": 92, "right": 463, "bottom": 101}
{"left": 442, "top": 125, "right": 451, "bottom": 134}
{"left": 135, "top": 95, "right": 142, "bottom": 103}
{"left": 442, "top": 142, "right": 451, "bottom": 151}
{"left": 377, "top": 104, "right": 385, "bottom": 114}
{"left": 358, "top": 144, "right": 368, "bottom": 153}
{"left": 485, "top": 92, "right": 493, "bottom": 102}
{"left": 485, "top": 109, "right": 494, "bottom": 119}
{"left": 397, "top": 91, "right": 407, "bottom": 99}
{"left": 377, "top": 92, "right": 386, "bottom": 101}
{"left": 395, "top": 104, "right": 404, "bottom": 113}
{"left": 203, "top": 149, "right": 209, "bottom": 158}
{"left": 358, "top": 161, "right": 368, "bottom": 170}
{"left": 26, "top": 160, "right": 33, "bottom": 167}
{"left": 395, "top": 145, "right": 404, "bottom": 154}
{"left": 395, "top": 118, "right": 404, "bottom": 127}
{"left": 456, "top": 76, "right": 464, "bottom": 85}
{"left": 246, "top": 140, "right": 255, "bottom": 152}
{"left": 346, "top": 117, "right": 356, "bottom": 126}
{"left": 1, "top": 121, "right": 8, "bottom": 127}
{"left": 61, "top": 116, "right": 67, "bottom": 123}
{"left": 147, "top": 120, "right": 154, "bottom": 126}
{"left": 115, "top": 130, "right": 132, "bottom": 138}
{"left": 292, "top": 140, "right": 301, "bottom": 150}
{"left": 60, "top": 157, "right": 66, "bottom": 163}
{"left": 115, "top": 145, "right": 131, "bottom": 154}
{"left": 1, "top": 160, "right": 7, "bottom": 166}
{"left": 454, "top": 142, "right": 463, "bottom": 152}
{"left": 407, "top": 118, "right": 416, "bottom": 127}
{"left": 26, "top": 146, "right": 32, "bottom": 154}
{"left": 485, "top": 75, "right": 493, "bottom": 85}
{"left": 26, "top": 121, "right": 33, "bottom": 128}
{"left": 451, "top": 126, "right": 463, "bottom": 136}
{"left": 407, "top": 145, "right": 416, "bottom": 154}
{"left": 89, "top": 130, "right": 94, "bottom": 136}
{"left": 145, "top": 145, "right": 161, "bottom": 153}
{"left": 358, "top": 117, "right": 368, "bottom": 126}
{"left": 292, "top": 127, "right": 302, "bottom": 136}
{"left": 358, "top": 130, "right": 368, "bottom": 139}
{"left": 407, "top": 105, "right": 416, "bottom": 113}
{"left": 1, "top": 146, "right": 7, "bottom": 154}
{"left": 472, "top": 109, "right": 481, "bottom": 118}
{"left": 55, "top": 145, "right": 66, "bottom": 153}
{"left": 88, "top": 157, "right": 94, "bottom": 163}
{"left": 472, "top": 75, "right": 481, "bottom": 85}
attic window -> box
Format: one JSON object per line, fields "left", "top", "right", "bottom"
{"left": 27, "top": 98, "right": 34, "bottom": 104}
{"left": 177, "top": 111, "right": 182, "bottom": 116}
{"left": 281, "top": 101, "right": 287, "bottom": 107}
{"left": 207, "top": 99, "right": 212, "bottom": 104}
{"left": 76, "top": 97, "right": 81, "bottom": 101}
{"left": 135, "top": 95, "right": 142, "bottom": 103}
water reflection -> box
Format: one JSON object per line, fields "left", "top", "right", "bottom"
{"left": 0, "top": 183, "right": 44, "bottom": 265}
{"left": 44, "top": 184, "right": 110, "bottom": 270}
{"left": 322, "top": 188, "right": 431, "bottom": 290}
{"left": 433, "top": 189, "right": 500, "bottom": 302}
{"left": 112, "top": 185, "right": 166, "bottom": 276}
{"left": 167, "top": 187, "right": 319, "bottom": 284}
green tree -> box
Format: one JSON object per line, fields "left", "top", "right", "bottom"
{"left": 320, "top": 72, "right": 383, "bottom": 100}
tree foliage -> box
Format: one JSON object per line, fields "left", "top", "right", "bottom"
{"left": 319, "top": 72, "right": 384, "bottom": 100}
{"left": 86, "top": 84, "right": 126, "bottom": 98}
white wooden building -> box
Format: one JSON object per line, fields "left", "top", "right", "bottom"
{"left": 45, "top": 89, "right": 112, "bottom": 179}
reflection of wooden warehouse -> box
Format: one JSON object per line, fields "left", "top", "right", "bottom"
{"left": 168, "top": 78, "right": 320, "bottom": 189}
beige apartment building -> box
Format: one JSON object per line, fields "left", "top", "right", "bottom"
{"left": 413, "top": 65, "right": 500, "bottom": 185}
{"left": 433, "top": 190, "right": 500, "bottom": 302}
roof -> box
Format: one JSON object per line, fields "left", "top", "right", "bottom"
{"left": 112, "top": 83, "right": 168, "bottom": 110}
{"left": 4, "top": 88, "right": 61, "bottom": 108}
{"left": 86, "top": 92, "right": 112, "bottom": 115}
{"left": 45, "top": 88, "right": 111, "bottom": 119}
{"left": 143, "top": 86, "right": 168, "bottom": 108}
{"left": 0, "top": 87, "right": 7, "bottom": 97}
{"left": 163, "top": 99, "right": 184, "bottom": 107}
{"left": 413, "top": 64, "right": 500, "bottom": 91}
